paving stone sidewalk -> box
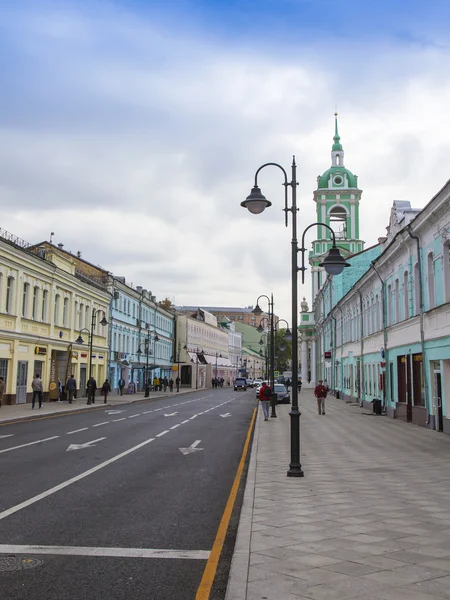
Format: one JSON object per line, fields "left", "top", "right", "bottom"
{"left": 0, "top": 388, "right": 194, "bottom": 423}
{"left": 227, "top": 394, "right": 450, "bottom": 600}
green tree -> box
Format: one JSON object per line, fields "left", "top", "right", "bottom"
{"left": 158, "top": 298, "right": 174, "bottom": 311}
{"left": 273, "top": 328, "right": 292, "bottom": 373}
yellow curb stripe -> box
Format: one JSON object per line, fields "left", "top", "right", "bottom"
{"left": 196, "top": 407, "right": 257, "bottom": 600}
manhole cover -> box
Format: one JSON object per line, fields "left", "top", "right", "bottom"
{"left": 0, "top": 556, "right": 43, "bottom": 572}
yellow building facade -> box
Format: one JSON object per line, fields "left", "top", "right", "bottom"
{"left": 0, "top": 235, "right": 110, "bottom": 404}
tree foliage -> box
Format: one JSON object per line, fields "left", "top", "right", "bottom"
{"left": 158, "top": 297, "right": 174, "bottom": 311}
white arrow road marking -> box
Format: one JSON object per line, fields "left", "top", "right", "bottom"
{"left": 105, "top": 410, "right": 125, "bottom": 415}
{"left": 0, "top": 436, "right": 59, "bottom": 454}
{"left": 66, "top": 438, "right": 106, "bottom": 452}
{"left": 0, "top": 434, "right": 14, "bottom": 439}
{"left": 0, "top": 437, "right": 155, "bottom": 522}
{"left": 164, "top": 412, "right": 178, "bottom": 417}
{"left": 179, "top": 440, "right": 203, "bottom": 456}
{"left": 220, "top": 413, "right": 231, "bottom": 418}
{"left": 0, "top": 544, "right": 210, "bottom": 560}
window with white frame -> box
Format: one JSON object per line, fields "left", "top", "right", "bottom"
{"left": 403, "top": 271, "right": 409, "bottom": 320}
{"left": 42, "top": 289, "right": 48, "bottom": 322}
{"left": 444, "top": 242, "right": 450, "bottom": 303}
{"left": 63, "top": 297, "right": 69, "bottom": 327}
{"left": 32, "top": 286, "right": 39, "bottom": 320}
{"left": 387, "top": 284, "right": 392, "bottom": 326}
{"left": 394, "top": 279, "right": 400, "bottom": 324}
{"left": 22, "top": 282, "right": 29, "bottom": 318}
{"left": 54, "top": 294, "right": 60, "bottom": 325}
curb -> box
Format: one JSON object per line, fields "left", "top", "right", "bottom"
{"left": 225, "top": 404, "right": 260, "bottom": 600}
{"left": 0, "top": 389, "right": 198, "bottom": 426}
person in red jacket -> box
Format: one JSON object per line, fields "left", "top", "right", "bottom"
{"left": 314, "top": 380, "right": 328, "bottom": 415}
{"left": 259, "top": 382, "right": 272, "bottom": 421}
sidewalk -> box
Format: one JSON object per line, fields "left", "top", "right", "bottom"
{"left": 0, "top": 388, "right": 195, "bottom": 424}
{"left": 227, "top": 394, "right": 450, "bottom": 600}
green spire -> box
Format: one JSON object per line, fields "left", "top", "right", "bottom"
{"left": 332, "top": 112, "right": 343, "bottom": 151}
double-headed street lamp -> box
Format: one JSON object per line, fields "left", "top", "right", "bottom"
{"left": 76, "top": 309, "right": 108, "bottom": 404}
{"left": 137, "top": 329, "right": 160, "bottom": 397}
{"left": 192, "top": 346, "right": 204, "bottom": 389}
{"left": 242, "top": 157, "right": 349, "bottom": 477}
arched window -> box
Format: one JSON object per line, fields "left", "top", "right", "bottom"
{"left": 329, "top": 205, "right": 347, "bottom": 240}
{"left": 79, "top": 303, "right": 84, "bottom": 330}
{"left": 403, "top": 271, "right": 409, "bottom": 320}
{"left": 428, "top": 252, "right": 435, "bottom": 309}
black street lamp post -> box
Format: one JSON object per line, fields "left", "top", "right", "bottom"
{"left": 177, "top": 340, "right": 187, "bottom": 384}
{"left": 242, "top": 157, "right": 349, "bottom": 477}
{"left": 193, "top": 347, "right": 204, "bottom": 389}
{"left": 137, "top": 329, "right": 160, "bottom": 397}
{"left": 76, "top": 309, "right": 108, "bottom": 405}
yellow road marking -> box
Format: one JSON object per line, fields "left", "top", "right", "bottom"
{"left": 196, "top": 407, "right": 257, "bottom": 600}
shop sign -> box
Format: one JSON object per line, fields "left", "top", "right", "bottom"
{"left": 35, "top": 346, "right": 47, "bottom": 355}
{"left": 324, "top": 351, "right": 332, "bottom": 359}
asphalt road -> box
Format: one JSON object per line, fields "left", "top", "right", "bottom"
{"left": 0, "top": 388, "right": 256, "bottom": 600}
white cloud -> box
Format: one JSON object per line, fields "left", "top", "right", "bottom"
{"left": 1, "top": 2, "right": 450, "bottom": 322}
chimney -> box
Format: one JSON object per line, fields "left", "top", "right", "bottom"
{"left": 77, "top": 251, "right": 82, "bottom": 258}
{"left": 136, "top": 286, "right": 143, "bottom": 294}
{"left": 57, "top": 243, "right": 64, "bottom": 250}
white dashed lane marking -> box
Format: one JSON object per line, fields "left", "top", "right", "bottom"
{"left": 156, "top": 430, "right": 169, "bottom": 437}
{"left": 92, "top": 422, "right": 110, "bottom": 428}
{"left": 67, "top": 428, "right": 88, "bottom": 435}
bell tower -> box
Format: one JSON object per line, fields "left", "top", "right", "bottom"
{"left": 309, "top": 114, "right": 365, "bottom": 299}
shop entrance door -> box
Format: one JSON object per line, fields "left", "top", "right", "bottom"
{"left": 16, "top": 361, "right": 28, "bottom": 404}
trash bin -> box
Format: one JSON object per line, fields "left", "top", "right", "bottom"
{"left": 372, "top": 399, "right": 382, "bottom": 415}
{"left": 336, "top": 390, "right": 340, "bottom": 399}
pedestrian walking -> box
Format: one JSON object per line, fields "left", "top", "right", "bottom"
{"left": 153, "top": 376, "right": 159, "bottom": 392}
{"left": 314, "top": 379, "right": 328, "bottom": 415}
{"left": 66, "top": 374, "right": 77, "bottom": 404}
{"left": 118, "top": 377, "right": 125, "bottom": 396}
{"left": 259, "top": 381, "right": 272, "bottom": 421}
{"left": 31, "top": 374, "right": 43, "bottom": 409}
{"left": 101, "top": 379, "right": 111, "bottom": 404}
{"left": 0, "top": 376, "right": 4, "bottom": 408}
{"left": 297, "top": 377, "right": 302, "bottom": 392}
{"left": 163, "top": 376, "right": 168, "bottom": 392}
{"left": 87, "top": 377, "right": 97, "bottom": 405}
{"left": 176, "top": 376, "right": 181, "bottom": 392}
{"left": 58, "top": 379, "right": 63, "bottom": 402}
{"left": 169, "top": 378, "right": 174, "bottom": 392}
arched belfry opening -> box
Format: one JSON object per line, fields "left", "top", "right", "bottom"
{"left": 329, "top": 206, "right": 347, "bottom": 240}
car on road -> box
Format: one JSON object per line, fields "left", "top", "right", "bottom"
{"left": 253, "top": 379, "right": 263, "bottom": 388}
{"left": 234, "top": 377, "right": 247, "bottom": 391}
{"left": 246, "top": 378, "right": 254, "bottom": 388}
{"left": 255, "top": 381, "right": 268, "bottom": 397}
{"left": 274, "top": 383, "right": 290, "bottom": 404}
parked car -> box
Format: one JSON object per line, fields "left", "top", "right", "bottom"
{"left": 255, "top": 381, "right": 268, "bottom": 397}
{"left": 246, "top": 378, "right": 254, "bottom": 388}
{"left": 274, "top": 383, "right": 290, "bottom": 404}
{"left": 234, "top": 377, "right": 247, "bottom": 391}
{"left": 253, "top": 379, "right": 263, "bottom": 388}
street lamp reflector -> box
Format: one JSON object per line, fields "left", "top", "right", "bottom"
{"left": 319, "top": 246, "right": 350, "bottom": 276}
{"left": 241, "top": 186, "right": 272, "bottom": 215}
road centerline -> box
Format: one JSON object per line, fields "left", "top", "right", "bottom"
{"left": 0, "top": 436, "right": 60, "bottom": 454}
{"left": 67, "top": 428, "right": 89, "bottom": 435}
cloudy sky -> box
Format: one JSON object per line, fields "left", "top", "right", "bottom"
{"left": 1, "top": 0, "right": 450, "bottom": 322}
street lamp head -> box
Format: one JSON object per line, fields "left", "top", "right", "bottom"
{"left": 75, "top": 335, "right": 84, "bottom": 345}
{"left": 279, "top": 345, "right": 286, "bottom": 352}
{"left": 136, "top": 348, "right": 142, "bottom": 355}
{"left": 259, "top": 338, "right": 264, "bottom": 345}
{"left": 252, "top": 304, "right": 263, "bottom": 316}
{"left": 241, "top": 186, "right": 272, "bottom": 215}
{"left": 319, "top": 246, "right": 351, "bottom": 276}
{"left": 256, "top": 324, "right": 265, "bottom": 333}
{"left": 100, "top": 316, "right": 108, "bottom": 327}
{"left": 154, "top": 334, "right": 160, "bottom": 342}
{"left": 285, "top": 327, "right": 292, "bottom": 340}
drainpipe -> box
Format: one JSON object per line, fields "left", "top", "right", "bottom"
{"left": 357, "top": 290, "right": 365, "bottom": 407}
{"left": 406, "top": 226, "right": 430, "bottom": 425}
{"left": 335, "top": 305, "right": 344, "bottom": 399}
{"left": 370, "top": 262, "right": 389, "bottom": 410}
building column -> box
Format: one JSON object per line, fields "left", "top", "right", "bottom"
{"left": 301, "top": 339, "right": 308, "bottom": 380}
{"left": 311, "top": 340, "right": 316, "bottom": 384}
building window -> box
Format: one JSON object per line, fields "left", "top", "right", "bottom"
{"left": 63, "top": 297, "right": 69, "bottom": 327}
{"left": 22, "top": 282, "right": 29, "bottom": 318}
{"left": 42, "top": 290, "right": 48, "bottom": 322}
{"left": 54, "top": 294, "right": 60, "bottom": 325}
{"left": 394, "top": 279, "right": 399, "bottom": 324}
{"left": 79, "top": 303, "right": 84, "bottom": 330}
{"left": 32, "top": 286, "right": 39, "bottom": 320}
{"left": 427, "top": 252, "right": 436, "bottom": 309}
{"left": 403, "top": 271, "right": 409, "bottom": 320}
{"left": 6, "top": 276, "right": 14, "bottom": 314}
